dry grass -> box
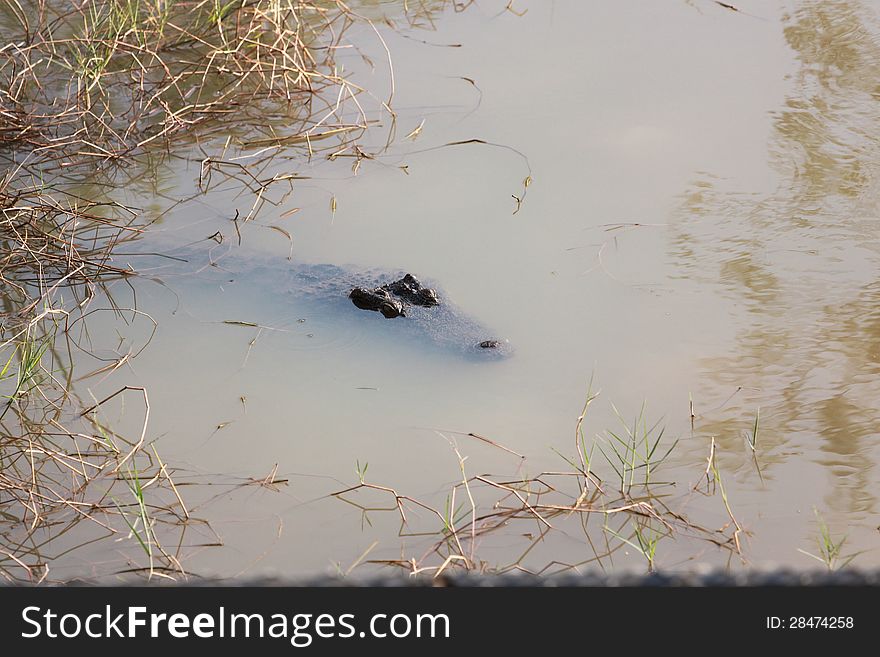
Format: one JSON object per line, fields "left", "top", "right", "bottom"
{"left": 0, "top": 0, "right": 437, "bottom": 582}
{"left": 331, "top": 399, "right": 747, "bottom": 577}
{"left": 1, "top": 1, "right": 376, "bottom": 166}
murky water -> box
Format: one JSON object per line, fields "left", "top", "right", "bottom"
{"left": 43, "top": 0, "right": 880, "bottom": 577}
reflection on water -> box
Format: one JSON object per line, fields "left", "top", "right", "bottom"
{"left": 779, "top": 1, "right": 880, "bottom": 204}
{"left": 671, "top": 0, "right": 880, "bottom": 522}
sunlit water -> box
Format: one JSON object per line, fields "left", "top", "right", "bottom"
{"left": 46, "top": 0, "right": 880, "bottom": 578}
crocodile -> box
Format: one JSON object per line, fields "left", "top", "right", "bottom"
{"left": 121, "top": 240, "right": 511, "bottom": 360}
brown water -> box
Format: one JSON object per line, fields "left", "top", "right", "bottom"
{"left": 49, "top": 0, "right": 880, "bottom": 577}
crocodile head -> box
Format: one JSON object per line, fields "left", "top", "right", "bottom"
{"left": 349, "top": 287, "right": 406, "bottom": 318}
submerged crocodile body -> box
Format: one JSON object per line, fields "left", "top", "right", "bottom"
{"left": 124, "top": 242, "right": 511, "bottom": 360}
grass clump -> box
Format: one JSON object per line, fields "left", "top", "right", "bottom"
{"left": 797, "top": 509, "right": 861, "bottom": 571}
{"left": 1, "top": 0, "right": 374, "bottom": 170}
{"left": 598, "top": 402, "right": 679, "bottom": 494}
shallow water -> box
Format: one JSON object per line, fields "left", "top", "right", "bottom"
{"left": 43, "top": 0, "right": 880, "bottom": 577}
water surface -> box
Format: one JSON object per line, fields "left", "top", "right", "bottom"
{"left": 49, "top": 0, "right": 880, "bottom": 577}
